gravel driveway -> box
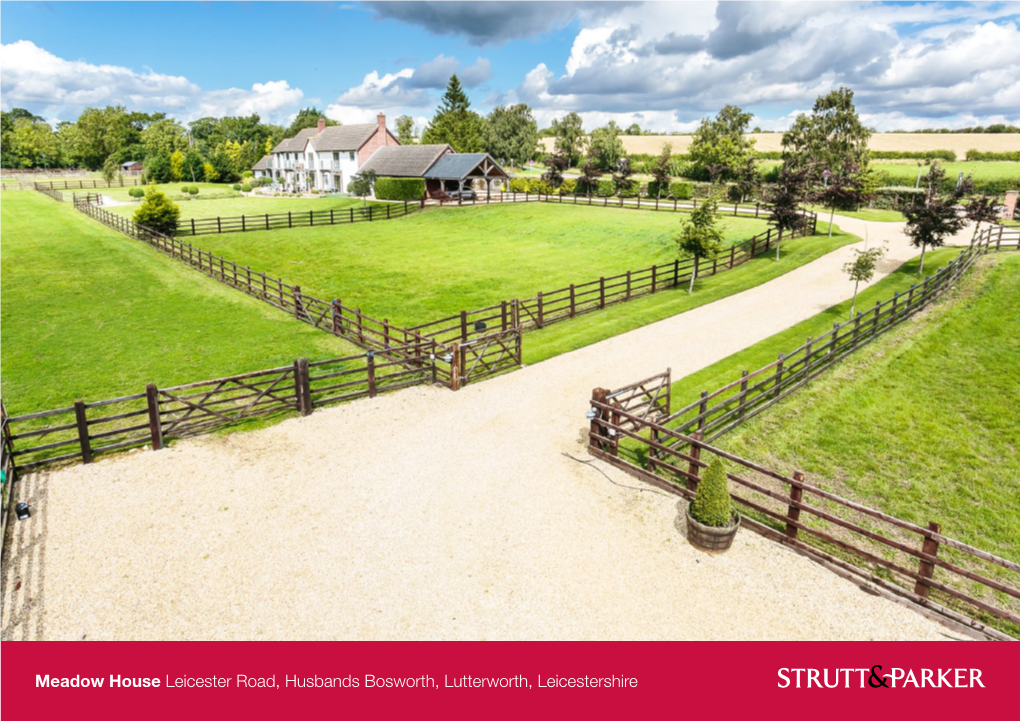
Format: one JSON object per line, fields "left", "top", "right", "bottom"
{"left": 1, "top": 216, "right": 973, "bottom": 641}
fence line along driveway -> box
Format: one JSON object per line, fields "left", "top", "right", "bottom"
{"left": 1, "top": 216, "right": 973, "bottom": 641}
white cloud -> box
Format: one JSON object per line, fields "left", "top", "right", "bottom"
{"left": 0, "top": 40, "right": 304, "bottom": 122}
{"left": 507, "top": 2, "right": 1020, "bottom": 130}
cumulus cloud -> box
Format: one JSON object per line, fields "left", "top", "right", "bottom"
{"left": 508, "top": 1, "right": 1020, "bottom": 130}
{"left": 326, "top": 54, "right": 494, "bottom": 122}
{"left": 364, "top": 1, "right": 635, "bottom": 46}
{"left": 0, "top": 40, "right": 303, "bottom": 122}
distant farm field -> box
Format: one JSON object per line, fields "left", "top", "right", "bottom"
{"left": 0, "top": 192, "right": 356, "bottom": 414}
{"left": 540, "top": 133, "right": 1020, "bottom": 157}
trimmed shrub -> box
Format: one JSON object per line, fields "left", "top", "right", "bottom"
{"left": 188, "top": 185, "right": 200, "bottom": 196}
{"left": 241, "top": 170, "right": 254, "bottom": 179}
{"left": 668, "top": 180, "right": 694, "bottom": 200}
{"left": 232, "top": 184, "right": 241, "bottom": 191}
{"left": 509, "top": 177, "right": 529, "bottom": 193}
{"left": 241, "top": 184, "right": 252, "bottom": 193}
{"left": 725, "top": 183, "right": 743, "bottom": 202}
{"left": 374, "top": 176, "right": 425, "bottom": 201}
{"left": 597, "top": 178, "right": 616, "bottom": 197}
{"left": 558, "top": 178, "right": 577, "bottom": 196}
{"left": 128, "top": 187, "right": 145, "bottom": 199}
{"left": 525, "top": 178, "right": 552, "bottom": 195}
{"left": 690, "top": 458, "right": 734, "bottom": 527}
{"left": 618, "top": 183, "right": 640, "bottom": 198}
{"left": 133, "top": 188, "right": 180, "bottom": 236}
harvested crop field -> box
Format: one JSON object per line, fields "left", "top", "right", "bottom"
{"left": 541, "top": 133, "right": 1020, "bottom": 157}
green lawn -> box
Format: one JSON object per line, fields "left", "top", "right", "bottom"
{"left": 107, "top": 194, "right": 385, "bottom": 221}
{"left": 697, "top": 251, "right": 1019, "bottom": 562}
{"left": 192, "top": 203, "right": 776, "bottom": 329}
{"left": 0, "top": 192, "right": 357, "bottom": 414}
{"left": 101, "top": 181, "right": 241, "bottom": 202}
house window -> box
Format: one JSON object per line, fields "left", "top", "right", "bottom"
{"left": 349, "top": 151, "right": 355, "bottom": 161}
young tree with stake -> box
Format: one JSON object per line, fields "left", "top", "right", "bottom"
{"left": 842, "top": 238, "right": 887, "bottom": 319}
{"left": 348, "top": 170, "right": 376, "bottom": 206}
{"left": 650, "top": 144, "right": 673, "bottom": 200}
{"left": 815, "top": 161, "right": 874, "bottom": 237}
{"left": 676, "top": 194, "right": 725, "bottom": 293}
{"left": 765, "top": 165, "right": 810, "bottom": 261}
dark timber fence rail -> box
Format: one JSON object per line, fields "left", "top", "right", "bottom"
{"left": 585, "top": 226, "right": 1020, "bottom": 639}
{"left": 34, "top": 178, "right": 142, "bottom": 191}
{"left": 1, "top": 402, "right": 15, "bottom": 562}
{"left": 3, "top": 343, "right": 437, "bottom": 471}
{"left": 660, "top": 225, "right": 1020, "bottom": 445}
{"left": 175, "top": 200, "right": 418, "bottom": 237}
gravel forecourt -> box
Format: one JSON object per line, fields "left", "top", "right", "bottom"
{"left": 2, "top": 216, "right": 975, "bottom": 641}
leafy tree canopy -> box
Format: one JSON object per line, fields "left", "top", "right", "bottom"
{"left": 483, "top": 103, "right": 539, "bottom": 166}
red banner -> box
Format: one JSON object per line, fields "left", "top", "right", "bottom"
{"left": 1, "top": 641, "right": 1011, "bottom": 718}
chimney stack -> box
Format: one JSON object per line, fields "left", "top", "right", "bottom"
{"left": 317, "top": 117, "right": 326, "bottom": 133}
{"left": 377, "top": 112, "right": 386, "bottom": 130}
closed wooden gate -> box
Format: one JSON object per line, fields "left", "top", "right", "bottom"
{"left": 458, "top": 328, "right": 523, "bottom": 386}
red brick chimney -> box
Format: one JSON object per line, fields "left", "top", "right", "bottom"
{"left": 317, "top": 117, "right": 325, "bottom": 133}
{"left": 377, "top": 113, "right": 386, "bottom": 130}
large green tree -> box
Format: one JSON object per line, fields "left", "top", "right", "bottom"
{"left": 551, "top": 112, "right": 586, "bottom": 167}
{"left": 66, "top": 106, "right": 137, "bottom": 169}
{"left": 483, "top": 103, "right": 539, "bottom": 166}
{"left": 141, "top": 118, "right": 187, "bottom": 160}
{"left": 782, "top": 87, "right": 870, "bottom": 176}
{"left": 688, "top": 105, "right": 757, "bottom": 183}
{"left": 588, "top": 121, "right": 625, "bottom": 170}
{"left": 421, "top": 75, "right": 485, "bottom": 152}
{"left": 8, "top": 117, "right": 61, "bottom": 168}
{"left": 285, "top": 108, "right": 339, "bottom": 137}
{"left": 395, "top": 115, "right": 417, "bottom": 145}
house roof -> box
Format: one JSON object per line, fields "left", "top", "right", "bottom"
{"left": 359, "top": 145, "right": 452, "bottom": 177}
{"left": 120, "top": 160, "right": 141, "bottom": 168}
{"left": 308, "top": 124, "right": 378, "bottom": 152}
{"left": 424, "top": 153, "right": 508, "bottom": 180}
{"left": 271, "top": 127, "right": 317, "bottom": 153}
{"left": 251, "top": 155, "right": 271, "bottom": 170}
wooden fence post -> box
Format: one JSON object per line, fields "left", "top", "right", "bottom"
{"left": 914, "top": 521, "right": 941, "bottom": 599}
{"left": 332, "top": 300, "right": 342, "bottom": 335}
{"left": 460, "top": 310, "right": 468, "bottom": 341}
{"left": 738, "top": 370, "right": 749, "bottom": 420}
{"left": 785, "top": 471, "right": 805, "bottom": 540}
{"left": 501, "top": 300, "right": 508, "bottom": 331}
{"left": 599, "top": 277, "right": 606, "bottom": 308}
{"left": 537, "top": 292, "right": 544, "bottom": 328}
{"left": 74, "top": 400, "right": 92, "bottom": 464}
{"left": 626, "top": 270, "right": 632, "bottom": 300}
{"left": 294, "top": 358, "right": 312, "bottom": 416}
{"left": 293, "top": 285, "right": 304, "bottom": 319}
{"left": 569, "top": 284, "right": 576, "bottom": 317}
{"left": 450, "top": 344, "right": 462, "bottom": 391}
{"left": 366, "top": 352, "right": 377, "bottom": 398}
{"left": 774, "top": 354, "right": 785, "bottom": 399}
{"left": 146, "top": 384, "right": 163, "bottom": 451}
{"left": 697, "top": 391, "right": 708, "bottom": 435}
{"left": 590, "top": 388, "right": 607, "bottom": 451}
{"left": 686, "top": 432, "right": 703, "bottom": 492}
{"left": 673, "top": 259, "right": 680, "bottom": 287}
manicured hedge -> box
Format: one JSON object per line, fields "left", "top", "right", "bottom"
{"left": 668, "top": 180, "right": 694, "bottom": 199}
{"left": 964, "top": 150, "right": 1020, "bottom": 162}
{"left": 597, "top": 178, "right": 616, "bottom": 196}
{"left": 374, "top": 176, "right": 425, "bottom": 200}
{"left": 871, "top": 149, "right": 957, "bottom": 161}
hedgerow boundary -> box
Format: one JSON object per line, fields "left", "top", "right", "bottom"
{"left": 585, "top": 225, "right": 1020, "bottom": 639}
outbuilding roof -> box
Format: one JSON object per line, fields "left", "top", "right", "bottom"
{"left": 424, "top": 153, "right": 509, "bottom": 180}
{"left": 359, "top": 145, "right": 453, "bottom": 177}
{"left": 251, "top": 155, "right": 271, "bottom": 170}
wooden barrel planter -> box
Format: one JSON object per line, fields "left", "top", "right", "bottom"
{"left": 686, "top": 508, "right": 740, "bottom": 552}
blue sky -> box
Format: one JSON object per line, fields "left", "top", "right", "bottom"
{"left": 2, "top": 1, "right": 1019, "bottom": 132}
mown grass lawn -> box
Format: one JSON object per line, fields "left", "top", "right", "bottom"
{"left": 106, "top": 194, "right": 386, "bottom": 221}
{"left": 700, "top": 251, "right": 1020, "bottom": 561}
{"left": 193, "top": 203, "right": 776, "bottom": 327}
{"left": 807, "top": 205, "right": 906, "bottom": 223}
{"left": 1, "top": 192, "right": 357, "bottom": 414}
{"left": 102, "top": 181, "right": 240, "bottom": 202}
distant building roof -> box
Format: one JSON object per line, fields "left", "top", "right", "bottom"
{"left": 424, "top": 153, "right": 508, "bottom": 180}
{"left": 309, "top": 124, "right": 378, "bottom": 152}
{"left": 121, "top": 160, "right": 141, "bottom": 168}
{"left": 359, "top": 145, "right": 453, "bottom": 177}
{"left": 252, "top": 155, "right": 271, "bottom": 171}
